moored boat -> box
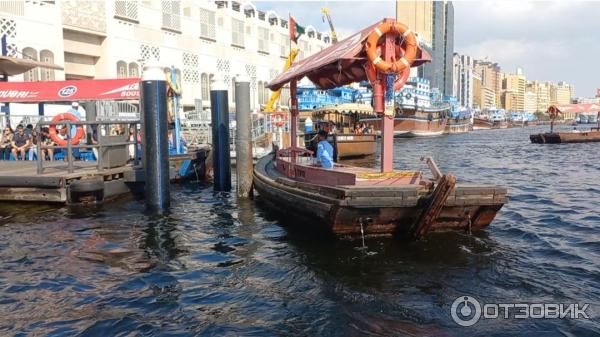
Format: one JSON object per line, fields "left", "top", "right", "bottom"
{"left": 531, "top": 105, "right": 600, "bottom": 144}
{"left": 254, "top": 152, "right": 507, "bottom": 236}
{"left": 304, "top": 103, "right": 377, "bottom": 160}
{"left": 259, "top": 18, "right": 507, "bottom": 238}
{"left": 361, "top": 105, "right": 449, "bottom": 137}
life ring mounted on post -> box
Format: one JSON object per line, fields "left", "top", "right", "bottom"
{"left": 365, "top": 21, "right": 419, "bottom": 74}
{"left": 49, "top": 112, "right": 85, "bottom": 146}
{"left": 273, "top": 112, "right": 287, "bottom": 128}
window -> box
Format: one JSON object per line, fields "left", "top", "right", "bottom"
{"left": 258, "top": 27, "right": 269, "bottom": 53}
{"left": 201, "top": 73, "right": 209, "bottom": 100}
{"left": 39, "top": 50, "right": 55, "bottom": 81}
{"left": 199, "top": 9, "right": 216, "bottom": 40}
{"left": 129, "top": 62, "right": 139, "bottom": 77}
{"left": 231, "top": 77, "right": 236, "bottom": 102}
{"left": 117, "top": 61, "right": 127, "bottom": 78}
{"left": 162, "top": 0, "right": 181, "bottom": 32}
{"left": 115, "top": 0, "right": 138, "bottom": 21}
{"left": 231, "top": 19, "right": 244, "bottom": 47}
{"left": 280, "top": 33, "right": 288, "bottom": 57}
{"left": 22, "top": 47, "right": 38, "bottom": 82}
{"left": 263, "top": 82, "right": 269, "bottom": 105}
{"left": 257, "top": 81, "right": 264, "bottom": 105}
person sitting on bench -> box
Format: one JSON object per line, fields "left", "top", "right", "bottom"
{"left": 11, "top": 125, "right": 30, "bottom": 160}
{"left": 316, "top": 130, "right": 334, "bottom": 169}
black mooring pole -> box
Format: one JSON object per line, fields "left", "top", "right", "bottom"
{"left": 210, "top": 77, "right": 231, "bottom": 192}
{"left": 141, "top": 64, "right": 170, "bottom": 210}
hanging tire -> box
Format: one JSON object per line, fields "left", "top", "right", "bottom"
{"left": 68, "top": 177, "right": 104, "bottom": 203}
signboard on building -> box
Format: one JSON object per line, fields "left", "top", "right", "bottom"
{"left": 0, "top": 78, "right": 140, "bottom": 102}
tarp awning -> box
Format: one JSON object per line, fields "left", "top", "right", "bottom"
{"left": 0, "top": 78, "right": 140, "bottom": 102}
{"left": 551, "top": 103, "right": 600, "bottom": 114}
{"left": 268, "top": 19, "right": 431, "bottom": 91}
{"left": 0, "top": 56, "right": 63, "bottom": 76}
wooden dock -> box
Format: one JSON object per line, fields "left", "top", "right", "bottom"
{"left": 0, "top": 161, "right": 143, "bottom": 203}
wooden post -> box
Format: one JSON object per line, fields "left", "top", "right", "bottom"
{"left": 411, "top": 174, "right": 456, "bottom": 239}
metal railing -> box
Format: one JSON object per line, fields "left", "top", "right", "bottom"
{"left": 35, "top": 119, "right": 141, "bottom": 174}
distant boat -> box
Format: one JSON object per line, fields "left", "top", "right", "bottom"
{"left": 360, "top": 105, "right": 449, "bottom": 137}
{"left": 297, "top": 85, "right": 358, "bottom": 111}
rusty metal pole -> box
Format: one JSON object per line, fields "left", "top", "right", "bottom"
{"left": 379, "top": 31, "right": 396, "bottom": 173}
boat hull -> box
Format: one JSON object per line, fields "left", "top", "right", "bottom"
{"left": 530, "top": 130, "right": 600, "bottom": 144}
{"left": 362, "top": 117, "right": 448, "bottom": 138}
{"left": 334, "top": 134, "right": 377, "bottom": 159}
{"left": 305, "top": 133, "right": 377, "bottom": 160}
{"left": 253, "top": 154, "right": 507, "bottom": 237}
{"left": 445, "top": 120, "right": 471, "bottom": 134}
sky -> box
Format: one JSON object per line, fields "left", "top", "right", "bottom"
{"left": 255, "top": 0, "right": 600, "bottom": 97}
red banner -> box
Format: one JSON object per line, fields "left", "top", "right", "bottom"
{"left": 0, "top": 78, "right": 140, "bottom": 102}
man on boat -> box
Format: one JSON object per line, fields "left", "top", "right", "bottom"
{"left": 316, "top": 130, "right": 334, "bottom": 169}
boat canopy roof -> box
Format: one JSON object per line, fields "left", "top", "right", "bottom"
{"left": 267, "top": 18, "right": 431, "bottom": 91}
{"left": 550, "top": 103, "right": 600, "bottom": 114}
{"left": 313, "top": 103, "right": 377, "bottom": 116}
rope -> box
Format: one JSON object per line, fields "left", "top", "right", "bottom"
{"left": 385, "top": 73, "right": 396, "bottom": 102}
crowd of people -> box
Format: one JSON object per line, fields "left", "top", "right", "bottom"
{"left": 0, "top": 124, "right": 56, "bottom": 161}
{"left": 317, "top": 121, "right": 375, "bottom": 135}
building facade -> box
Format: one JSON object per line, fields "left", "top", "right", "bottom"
{"left": 502, "top": 68, "right": 526, "bottom": 111}
{"left": 524, "top": 91, "right": 537, "bottom": 113}
{"left": 549, "top": 81, "right": 573, "bottom": 106}
{"left": 396, "top": 0, "right": 453, "bottom": 97}
{"left": 0, "top": 0, "right": 331, "bottom": 112}
{"left": 452, "top": 53, "right": 473, "bottom": 108}
{"left": 473, "top": 60, "right": 501, "bottom": 107}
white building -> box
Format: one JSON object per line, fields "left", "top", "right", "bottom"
{"left": 452, "top": 52, "right": 473, "bottom": 109}
{"left": 0, "top": 0, "right": 331, "bottom": 113}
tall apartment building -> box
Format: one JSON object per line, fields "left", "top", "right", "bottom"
{"left": 527, "top": 80, "right": 550, "bottom": 112}
{"left": 472, "top": 72, "right": 495, "bottom": 110}
{"left": 452, "top": 53, "right": 473, "bottom": 108}
{"left": 524, "top": 91, "right": 537, "bottom": 113}
{"left": 396, "top": 0, "right": 454, "bottom": 97}
{"left": 473, "top": 60, "right": 501, "bottom": 107}
{"left": 549, "top": 81, "right": 573, "bottom": 105}
{"left": 0, "top": 0, "right": 331, "bottom": 112}
{"left": 502, "top": 68, "right": 526, "bottom": 111}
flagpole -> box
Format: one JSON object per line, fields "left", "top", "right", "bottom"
{"left": 289, "top": 14, "right": 298, "bottom": 158}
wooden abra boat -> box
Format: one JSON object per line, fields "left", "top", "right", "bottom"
{"left": 305, "top": 103, "right": 376, "bottom": 160}
{"left": 259, "top": 18, "right": 507, "bottom": 238}
{"left": 530, "top": 130, "right": 600, "bottom": 144}
{"left": 361, "top": 105, "right": 449, "bottom": 137}
{"left": 254, "top": 152, "right": 507, "bottom": 236}
{"left": 531, "top": 105, "right": 600, "bottom": 144}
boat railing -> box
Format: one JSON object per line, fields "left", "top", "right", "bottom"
{"left": 34, "top": 118, "right": 142, "bottom": 175}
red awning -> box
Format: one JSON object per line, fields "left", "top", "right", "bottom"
{"left": 552, "top": 103, "right": 600, "bottom": 114}
{"left": 0, "top": 78, "right": 140, "bottom": 102}
{"left": 268, "top": 18, "right": 431, "bottom": 91}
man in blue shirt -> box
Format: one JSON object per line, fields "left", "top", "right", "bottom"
{"left": 316, "top": 130, "right": 334, "bottom": 169}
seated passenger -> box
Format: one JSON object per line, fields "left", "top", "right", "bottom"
{"left": 316, "top": 130, "right": 334, "bottom": 169}
{"left": 11, "top": 125, "right": 30, "bottom": 160}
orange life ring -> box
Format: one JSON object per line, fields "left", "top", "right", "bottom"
{"left": 49, "top": 112, "right": 85, "bottom": 146}
{"left": 273, "top": 112, "right": 287, "bottom": 128}
{"left": 365, "top": 21, "right": 418, "bottom": 73}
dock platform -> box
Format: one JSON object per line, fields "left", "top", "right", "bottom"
{"left": 0, "top": 161, "right": 142, "bottom": 203}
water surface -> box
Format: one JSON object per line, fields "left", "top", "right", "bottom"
{"left": 0, "top": 125, "right": 598, "bottom": 336}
